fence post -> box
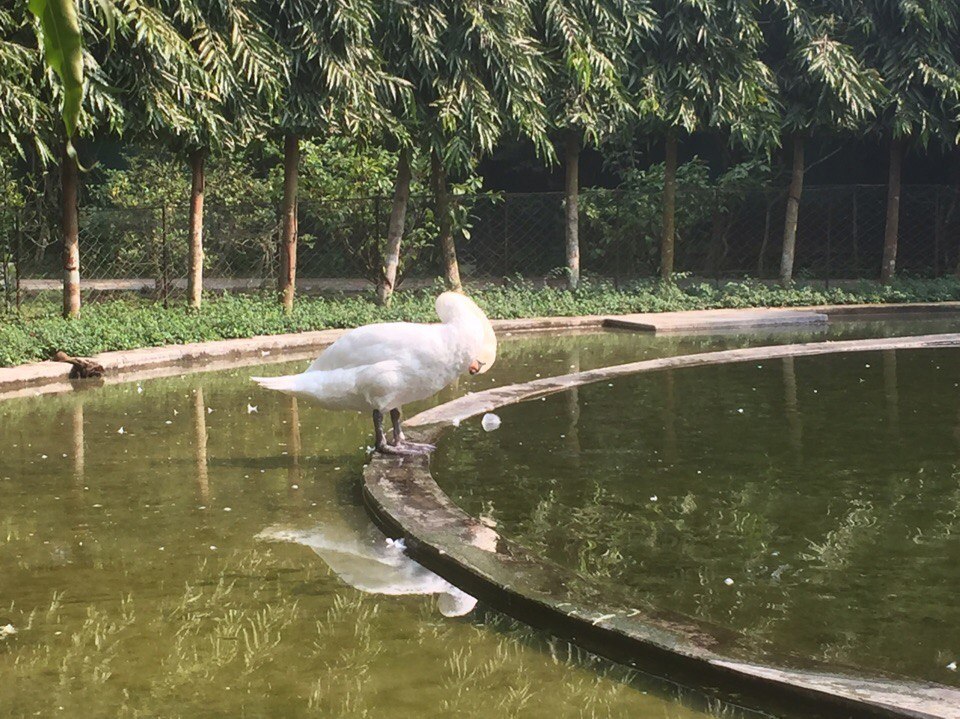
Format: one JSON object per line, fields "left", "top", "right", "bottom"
{"left": 502, "top": 198, "right": 509, "bottom": 279}
{"left": 850, "top": 186, "right": 859, "bottom": 277}
{"left": 824, "top": 197, "right": 833, "bottom": 289}
{"left": 614, "top": 192, "right": 623, "bottom": 290}
{"left": 161, "top": 204, "right": 170, "bottom": 309}
{"left": 712, "top": 186, "right": 721, "bottom": 288}
{"left": 2, "top": 210, "right": 8, "bottom": 312}
{"left": 933, "top": 186, "right": 941, "bottom": 276}
{"left": 15, "top": 211, "right": 22, "bottom": 312}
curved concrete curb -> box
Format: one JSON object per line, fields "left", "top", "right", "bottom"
{"left": 363, "top": 334, "right": 960, "bottom": 719}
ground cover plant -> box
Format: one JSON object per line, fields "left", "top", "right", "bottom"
{"left": 4, "top": 276, "right": 960, "bottom": 367}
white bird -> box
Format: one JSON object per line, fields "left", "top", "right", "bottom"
{"left": 251, "top": 292, "right": 496, "bottom": 454}
{"left": 257, "top": 524, "right": 477, "bottom": 617}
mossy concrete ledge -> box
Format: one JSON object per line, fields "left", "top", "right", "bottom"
{"left": 362, "top": 334, "right": 960, "bottom": 719}
{"left": 1, "top": 301, "right": 957, "bottom": 398}
{"left": 0, "top": 315, "right": 601, "bottom": 400}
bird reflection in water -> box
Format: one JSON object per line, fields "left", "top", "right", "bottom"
{"left": 257, "top": 522, "right": 477, "bottom": 617}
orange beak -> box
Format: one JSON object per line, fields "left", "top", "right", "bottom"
{"left": 468, "top": 360, "right": 484, "bottom": 375}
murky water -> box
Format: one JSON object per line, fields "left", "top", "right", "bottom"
{"left": 436, "top": 327, "right": 960, "bottom": 691}
{"left": 2, "top": 316, "right": 957, "bottom": 717}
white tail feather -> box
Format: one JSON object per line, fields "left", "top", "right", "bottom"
{"left": 250, "top": 374, "right": 301, "bottom": 394}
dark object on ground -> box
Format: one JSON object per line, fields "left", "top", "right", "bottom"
{"left": 54, "top": 351, "right": 105, "bottom": 379}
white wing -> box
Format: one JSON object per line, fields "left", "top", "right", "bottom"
{"left": 307, "top": 322, "right": 447, "bottom": 373}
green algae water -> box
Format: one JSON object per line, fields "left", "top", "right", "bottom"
{"left": 435, "top": 342, "right": 960, "bottom": 691}
{"left": 1, "top": 317, "right": 957, "bottom": 718}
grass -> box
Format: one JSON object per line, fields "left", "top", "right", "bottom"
{"left": 3, "top": 276, "right": 960, "bottom": 367}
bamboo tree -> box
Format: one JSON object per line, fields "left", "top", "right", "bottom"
{"left": 1, "top": 8, "right": 52, "bottom": 163}
{"left": 767, "top": 0, "right": 882, "bottom": 285}
{"left": 531, "top": 0, "right": 655, "bottom": 289}
{"left": 32, "top": 2, "right": 123, "bottom": 317}
{"left": 377, "top": 0, "right": 550, "bottom": 296}
{"left": 29, "top": 0, "right": 84, "bottom": 316}
{"left": 269, "top": 0, "right": 400, "bottom": 312}
{"left": 378, "top": 147, "right": 411, "bottom": 305}
{"left": 848, "top": 1, "right": 960, "bottom": 284}
{"left": 564, "top": 131, "right": 580, "bottom": 287}
{"left": 639, "top": 0, "right": 779, "bottom": 282}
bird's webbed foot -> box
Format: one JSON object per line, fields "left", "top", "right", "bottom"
{"left": 394, "top": 440, "right": 436, "bottom": 453}
{"left": 375, "top": 441, "right": 432, "bottom": 456}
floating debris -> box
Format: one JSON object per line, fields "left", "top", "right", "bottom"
{"left": 0, "top": 624, "right": 16, "bottom": 638}
{"left": 481, "top": 413, "right": 502, "bottom": 432}
{"left": 247, "top": 404, "right": 258, "bottom": 414}
{"left": 117, "top": 426, "right": 125, "bottom": 435}
{"left": 724, "top": 578, "right": 735, "bottom": 586}
{"left": 649, "top": 495, "right": 658, "bottom": 502}
{"left": 948, "top": 661, "right": 957, "bottom": 671}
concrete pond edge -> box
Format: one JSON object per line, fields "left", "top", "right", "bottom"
{"left": 2, "top": 300, "right": 959, "bottom": 400}
{"left": 362, "top": 333, "right": 960, "bottom": 719}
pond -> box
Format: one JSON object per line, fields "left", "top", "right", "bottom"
{"left": 435, "top": 338, "right": 960, "bottom": 692}
{"left": 1, "top": 315, "right": 957, "bottom": 717}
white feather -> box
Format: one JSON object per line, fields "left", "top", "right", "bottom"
{"left": 251, "top": 292, "right": 496, "bottom": 412}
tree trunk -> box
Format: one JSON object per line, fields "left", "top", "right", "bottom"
{"left": 881, "top": 138, "right": 904, "bottom": 285}
{"left": 431, "top": 150, "right": 461, "bottom": 290}
{"left": 378, "top": 148, "right": 412, "bottom": 305}
{"left": 564, "top": 132, "right": 580, "bottom": 290}
{"left": 61, "top": 138, "right": 80, "bottom": 318}
{"left": 779, "top": 134, "right": 805, "bottom": 286}
{"left": 660, "top": 132, "right": 678, "bottom": 281}
{"left": 187, "top": 149, "right": 206, "bottom": 308}
{"left": 279, "top": 134, "right": 299, "bottom": 313}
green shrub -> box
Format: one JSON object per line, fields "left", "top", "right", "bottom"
{"left": 2, "top": 277, "right": 960, "bottom": 367}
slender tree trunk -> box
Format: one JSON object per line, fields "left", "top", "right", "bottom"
{"left": 660, "top": 132, "right": 678, "bottom": 281}
{"left": 564, "top": 131, "right": 580, "bottom": 290}
{"left": 881, "top": 138, "right": 904, "bottom": 285}
{"left": 187, "top": 149, "right": 206, "bottom": 308}
{"left": 61, "top": 138, "right": 80, "bottom": 318}
{"left": 378, "top": 148, "right": 412, "bottom": 305}
{"left": 779, "top": 134, "right": 805, "bottom": 286}
{"left": 431, "top": 150, "right": 461, "bottom": 290}
{"left": 279, "top": 134, "right": 299, "bottom": 313}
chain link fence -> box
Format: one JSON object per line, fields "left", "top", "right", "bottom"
{"left": 3, "top": 184, "right": 960, "bottom": 312}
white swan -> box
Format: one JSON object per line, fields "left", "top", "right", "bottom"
{"left": 257, "top": 524, "right": 477, "bottom": 617}
{"left": 251, "top": 292, "right": 496, "bottom": 454}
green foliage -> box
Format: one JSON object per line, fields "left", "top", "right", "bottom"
{"left": 0, "top": 7, "right": 51, "bottom": 162}
{"left": 5, "top": 278, "right": 960, "bottom": 366}
{"left": 378, "top": 0, "right": 552, "bottom": 168}
{"left": 639, "top": 0, "right": 780, "bottom": 150}
{"left": 848, "top": 0, "right": 960, "bottom": 146}
{"left": 28, "top": 0, "right": 83, "bottom": 145}
{"left": 271, "top": 0, "right": 403, "bottom": 140}
{"left": 581, "top": 158, "right": 771, "bottom": 273}
{"left": 532, "top": 0, "right": 656, "bottom": 146}
{"left": 766, "top": 0, "right": 884, "bottom": 135}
